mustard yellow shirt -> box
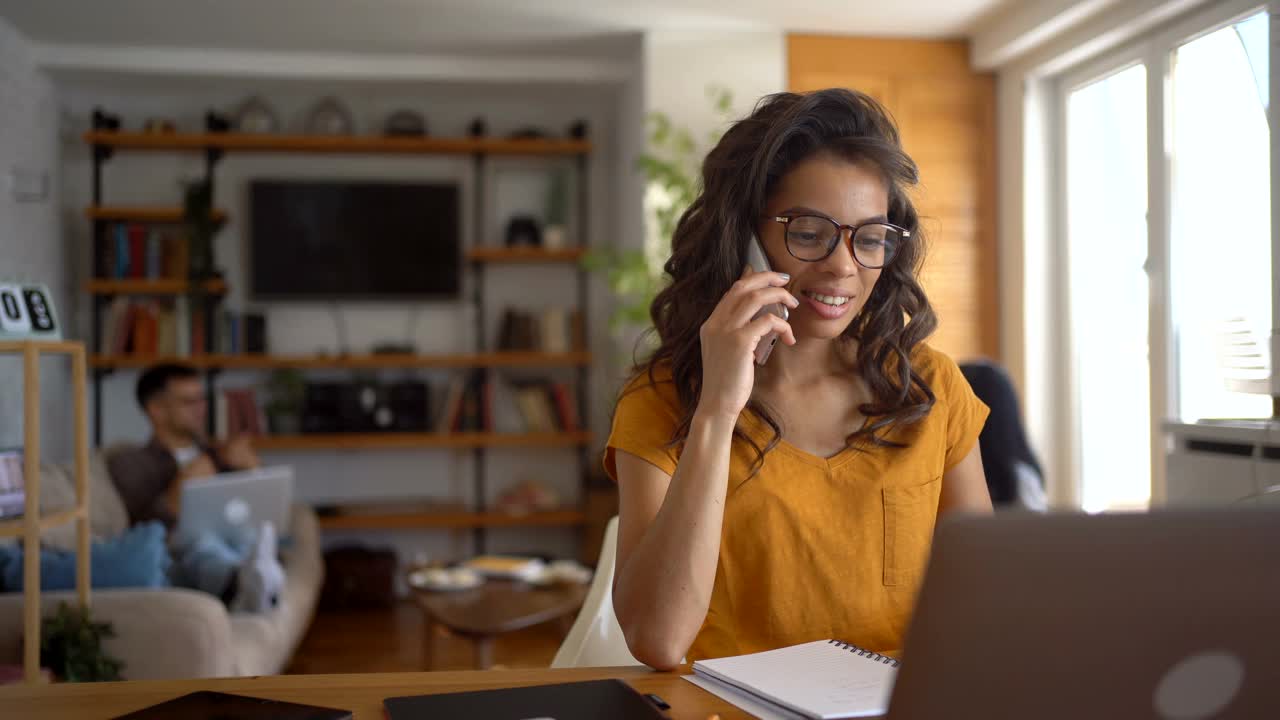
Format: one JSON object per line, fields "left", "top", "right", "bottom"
{"left": 603, "top": 344, "right": 989, "bottom": 661}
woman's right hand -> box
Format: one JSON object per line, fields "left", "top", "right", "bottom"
{"left": 696, "top": 266, "right": 798, "bottom": 421}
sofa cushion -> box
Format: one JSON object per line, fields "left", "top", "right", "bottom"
{"left": 0, "top": 520, "right": 170, "bottom": 591}
{"left": 33, "top": 453, "right": 129, "bottom": 550}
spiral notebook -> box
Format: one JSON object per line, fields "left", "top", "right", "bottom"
{"left": 691, "top": 640, "right": 900, "bottom": 719}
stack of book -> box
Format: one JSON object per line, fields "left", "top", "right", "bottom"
{"left": 100, "top": 297, "right": 196, "bottom": 356}
{"left": 495, "top": 307, "right": 584, "bottom": 353}
{"left": 215, "top": 388, "right": 264, "bottom": 437}
{"left": 99, "top": 301, "right": 265, "bottom": 357}
{"left": 438, "top": 372, "right": 580, "bottom": 434}
{"left": 96, "top": 224, "right": 189, "bottom": 280}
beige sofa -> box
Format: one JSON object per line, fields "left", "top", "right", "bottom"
{"left": 0, "top": 451, "right": 323, "bottom": 679}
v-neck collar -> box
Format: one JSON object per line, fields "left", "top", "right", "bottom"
{"left": 738, "top": 406, "right": 873, "bottom": 471}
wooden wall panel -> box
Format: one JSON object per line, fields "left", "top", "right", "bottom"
{"left": 788, "top": 35, "right": 998, "bottom": 361}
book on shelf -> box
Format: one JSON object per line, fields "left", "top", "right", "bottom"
{"left": 128, "top": 226, "right": 144, "bottom": 279}
{"left": 191, "top": 309, "right": 206, "bottom": 355}
{"left": 99, "top": 300, "right": 268, "bottom": 359}
{"left": 458, "top": 371, "right": 485, "bottom": 432}
{"left": 244, "top": 313, "right": 267, "bottom": 353}
{"left": 218, "top": 309, "right": 240, "bottom": 355}
{"left": 512, "top": 383, "right": 555, "bottom": 433}
{"left": 97, "top": 223, "right": 190, "bottom": 281}
{"left": 489, "top": 376, "right": 526, "bottom": 434}
{"left": 437, "top": 374, "right": 469, "bottom": 433}
{"left": 438, "top": 373, "right": 579, "bottom": 434}
{"left": 216, "top": 388, "right": 264, "bottom": 438}
{"left": 495, "top": 306, "right": 583, "bottom": 353}
{"left": 548, "top": 382, "right": 580, "bottom": 432}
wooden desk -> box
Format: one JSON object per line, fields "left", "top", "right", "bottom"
{"left": 0, "top": 666, "right": 747, "bottom": 719}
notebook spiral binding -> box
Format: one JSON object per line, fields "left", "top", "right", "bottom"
{"left": 828, "top": 639, "right": 902, "bottom": 668}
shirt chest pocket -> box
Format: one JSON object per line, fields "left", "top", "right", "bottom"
{"left": 882, "top": 476, "right": 942, "bottom": 587}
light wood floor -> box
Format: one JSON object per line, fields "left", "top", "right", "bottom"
{"left": 285, "top": 601, "right": 565, "bottom": 674}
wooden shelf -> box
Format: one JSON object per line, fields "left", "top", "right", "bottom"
{"left": 85, "top": 206, "right": 228, "bottom": 223}
{"left": 89, "top": 350, "right": 592, "bottom": 370}
{"left": 467, "top": 247, "right": 586, "bottom": 264}
{"left": 85, "top": 131, "right": 592, "bottom": 156}
{"left": 255, "top": 431, "right": 592, "bottom": 451}
{"left": 0, "top": 507, "right": 84, "bottom": 539}
{"left": 0, "top": 340, "right": 86, "bottom": 355}
{"left": 86, "top": 278, "right": 227, "bottom": 295}
{"left": 318, "top": 509, "right": 586, "bottom": 532}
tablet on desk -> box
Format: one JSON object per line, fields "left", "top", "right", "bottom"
{"left": 111, "top": 691, "right": 351, "bottom": 720}
{"left": 385, "top": 679, "right": 670, "bottom": 720}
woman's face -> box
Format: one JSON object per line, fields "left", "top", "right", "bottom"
{"left": 758, "top": 153, "right": 889, "bottom": 341}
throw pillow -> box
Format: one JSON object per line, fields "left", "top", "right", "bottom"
{"left": 0, "top": 521, "right": 170, "bottom": 591}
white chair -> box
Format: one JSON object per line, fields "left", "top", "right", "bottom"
{"left": 551, "top": 516, "right": 642, "bottom": 668}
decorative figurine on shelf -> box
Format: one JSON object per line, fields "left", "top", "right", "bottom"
{"left": 232, "top": 95, "right": 279, "bottom": 134}
{"left": 504, "top": 215, "right": 542, "bottom": 248}
{"left": 494, "top": 478, "right": 561, "bottom": 516}
{"left": 205, "top": 110, "right": 231, "bottom": 134}
{"left": 91, "top": 108, "right": 120, "bottom": 132}
{"left": 305, "top": 97, "right": 355, "bottom": 136}
{"left": 142, "top": 117, "right": 177, "bottom": 134}
{"left": 568, "top": 119, "right": 588, "bottom": 140}
{"left": 468, "top": 116, "right": 487, "bottom": 138}
{"left": 383, "top": 109, "right": 427, "bottom": 137}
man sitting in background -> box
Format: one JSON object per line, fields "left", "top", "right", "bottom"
{"left": 107, "top": 363, "right": 282, "bottom": 612}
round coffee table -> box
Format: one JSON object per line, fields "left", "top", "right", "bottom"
{"left": 411, "top": 578, "right": 588, "bottom": 670}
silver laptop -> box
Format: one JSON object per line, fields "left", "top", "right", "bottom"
{"left": 888, "top": 508, "right": 1280, "bottom": 719}
{"left": 176, "top": 465, "right": 294, "bottom": 540}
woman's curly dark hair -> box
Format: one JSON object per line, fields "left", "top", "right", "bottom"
{"left": 629, "top": 88, "right": 938, "bottom": 477}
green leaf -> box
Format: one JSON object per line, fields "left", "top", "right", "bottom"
{"left": 41, "top": 602, "right": 124, "bottom": 682}
{"left": 589, "top": 84, "right": 731, "bottom": 336}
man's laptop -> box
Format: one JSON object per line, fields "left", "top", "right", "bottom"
{"left": 176, "top": 466, "right": 294, "bottom": 540}
{"left": 887, "top": 508, "right": 1280, "bottom": 719}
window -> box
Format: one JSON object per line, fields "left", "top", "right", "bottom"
{"left": 1065, "top": 64, "right": 1151, "bottom": 512}
{"left": 1054, "top": 3, "right": 1271, "bottom": 511}
{"left": 1169, "top": 11, "right": 1272, "bottom": 421}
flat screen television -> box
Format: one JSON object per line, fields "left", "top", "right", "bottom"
{"left": 249, "top": 180, "right": 461, "bottom": 299}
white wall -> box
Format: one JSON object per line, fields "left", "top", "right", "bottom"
{"left": 644, "top": 30, "right": 787, "bottom": 159}
{"left": 0, "top": 16, "right": 70, "bottom": 462}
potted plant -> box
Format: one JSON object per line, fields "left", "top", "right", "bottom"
{"left": 582, "top": 86, "right": 733, "bottom": 347}
{"left": 40, "top": 602, "right": 124, "bottom": 682}
{"left": 264, "top": 368, "right": 306, "bottom": 435}
{"left": 543, "top": 168, "right": 571, "bottom": 250}
{"left": 183, "top": 179, "right": 217, "bottom": 282}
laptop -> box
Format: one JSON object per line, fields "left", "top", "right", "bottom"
{"left": 887, "top": 508, "right": 1280, "bottom": 719}
{"left": 176, "top": 465, "right": 294, "bottom": 540}
{"left": 0, "top": 448, "right": 25, "bottom": 518}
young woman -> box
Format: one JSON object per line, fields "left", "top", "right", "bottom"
{"left": 605, "top": 88, "right": 993, "bottom": 670}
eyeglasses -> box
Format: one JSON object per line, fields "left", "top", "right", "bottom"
{"left": 769, "top": 214, "right": 907, "bottom": 269}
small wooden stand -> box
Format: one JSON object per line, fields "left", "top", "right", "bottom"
{"left": 0, "top": 340, "right": 91, "bottom": 683}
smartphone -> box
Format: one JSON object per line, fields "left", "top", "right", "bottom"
{"left": 745, "top": 234, "right": 789, "bottom": 366}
